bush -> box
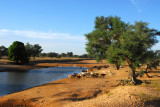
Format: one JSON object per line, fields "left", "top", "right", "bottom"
{"left": 8, "top": 41, "right": 29, "bottom": 64}
{"left": 137, "top": 70, "right": 145, "bottom": 77}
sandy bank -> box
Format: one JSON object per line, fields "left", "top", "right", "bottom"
{"left": 0, "top": 58, "right": 159, "bottom": 107}
{"left": 0, "top": 64, "right": 123, "bottom": 107}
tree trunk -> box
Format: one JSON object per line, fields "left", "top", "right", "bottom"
{"left": 115, "top": 64, "right": 120, "bottom": 70}
{"left": 128, "top": 67, "right": 137, "bottom": 84}
{"left": 125, "top": 56, "right": 137, "bottom": 84}
{"left": 145, "top": 64, "right": 150, "bottom": 78}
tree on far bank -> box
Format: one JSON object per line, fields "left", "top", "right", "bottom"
{"left": 25, "top": 43, "right": 33, "bottom": 58}
{"left": 67, "top": 52, "right": 73, "bottom": 57}
{"left": 8, "top": 41, "right": 29, "bottom": 64}
{"left": 85, "top": 16, "right": 160, "bottom": 84}
{"left": 56, "top": 54, "right": 62, "bottom": 59}
{"left": 25, "top": 43, "right": 43, "bottom": 59}
{"left": 40, "top": 53, "right": 47, "bottom": 58}
{"left": 61, "top": 53, "right": 66, "bottom": 57}
{"left": 48, "top": 52, "right": 58, "bottom": 58}
{"left": 32, "top": 44, "right": 43, "bottom": 59}
{"left": 0, "top": 45, "right": 8, "bottom": 58}
{"left": 81, "top": 54, "right": 89, "bottom": 58}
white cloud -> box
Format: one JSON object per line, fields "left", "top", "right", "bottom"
{"left": 0, "top": 29, "right": 85, "bottom": 40}
{"left": 130, "top": 0, "right": 142, "bottom": 13}
{"left": 0, "top": 29, "right": 87, "bottom": 55}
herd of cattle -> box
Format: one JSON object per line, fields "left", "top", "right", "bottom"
{"left": 68, "top": 65, "right": 110, "bottom": 79}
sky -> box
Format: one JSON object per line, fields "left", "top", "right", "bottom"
{"left": 0, "top": 0, "right": 160, "bottom": 55}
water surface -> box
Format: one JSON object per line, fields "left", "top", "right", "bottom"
{"left": 0, "top": 66, "right": 86, "bottom": 97}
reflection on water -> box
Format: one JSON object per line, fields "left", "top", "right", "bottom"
{"left": 0, "top": 66, "right": 86, "bottom": 97}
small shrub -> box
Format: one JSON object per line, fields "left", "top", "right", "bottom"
{"left": 119, "top": 79, "right": 132, "bottom": 85}
{"left": 137, "top": 70, "right": 145, "bottom": 77}
{"left": 119, "top": 79, "right": 142, "bottom": 85}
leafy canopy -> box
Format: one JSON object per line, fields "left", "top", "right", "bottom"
{"left": 8, "top": 41, "right": 29, "bottom": 64}
{"left": 85, "top": 16, "right": 160, "bottom": 83}
{"left": 25, "top": 43, "right": 43, "bottom": 59}
{"left": 0, "top": 45, "right": 8, "bottom": 58}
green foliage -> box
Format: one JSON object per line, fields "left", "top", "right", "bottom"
{"left": 32, "top": 44, "right": 43, "bottom": 58}
{"left": 48, "top": 52, "right": 58, "bottom": 58}
{"left": 61, "top": 53, "right": 66, "bottom": 57}
{"left": 85, "top": 16, "right": 127, "bottom": 65}
{"left": 40, "top": 53, "right": 47, "bottom": 58}
{"left": 56, "top": 55, "right": 61, "bottom": 59}
{"left": 120, "top": 21, "right": 158, "bottom": 69}
{"left": 8, "top": 41, "right": 29, "bottom": 64}
{"left": 137, "top": 70, "right": 145, "bottom": 77}
{"left": 0, "top": 45, "right": 8, "bottom": 58}
{"left": 142, "top": 51, "right": 160, "bottom": 75}
{"left": 66, "top": 52, "right": 73, "bottom": 57}
{"left": 81, "top": 54, "right": 89, "bottom": 58}
{"left": 107, "top": 44, "right": 124, "bottom": 70}
{"left": 156, "top": 50, "right": 160, "bottom": 59}
{"left": 25, "top": 43, "right": 43, "bottom": 59}
{"left": 85, "top": 16, "right": 160, "bottom": 83}
{"left": 25, "top": 43, "right": 34, "bottom": 57}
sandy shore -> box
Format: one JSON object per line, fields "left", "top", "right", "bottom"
{"left": 0, "top": 66, "right": 123, "bottom": 107}
{"left": 0, "top": 58, "right": 159, "bottom": 107}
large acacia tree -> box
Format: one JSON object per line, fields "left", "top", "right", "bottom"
{"left": 85, "top": 16, "right": 159, "bottom": 84}
{"left": 86, "top": 16, "right": 127, "bottom": 67}
{"left": 120, "top": 21, "right": 159, "bottom": 83}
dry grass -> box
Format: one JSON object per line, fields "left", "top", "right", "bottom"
{"left": 150, "top": 80, "right": 160, "bottom": 92}
{"left": 132, "top": 92, "right": 159, "bottom": 102}
{"left": 131, "top": 92, "right": 160, "bottom": 107}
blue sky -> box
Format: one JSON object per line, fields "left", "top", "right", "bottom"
{"left": 0, "top": 0, "right": 159, "bottom": 55}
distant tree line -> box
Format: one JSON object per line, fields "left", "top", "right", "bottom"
{"left": 40, "top": 52, "right": 91, "bottom": 59}
{"left": 0, "top": 41, "right": 91, "bottom": 64}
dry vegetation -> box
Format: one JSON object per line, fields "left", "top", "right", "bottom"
{"left": 0, "top": 57, "right": 159, "bottom": 107}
